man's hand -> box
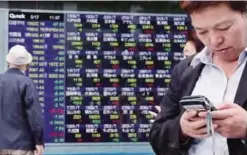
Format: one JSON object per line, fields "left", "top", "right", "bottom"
{"left": 149, "top": 106, "right": 161, "bottom": 117}
{"left": 35, "top": 145, "right": 44, "bottom": 155}
{"left": 198, "top": 103, "right": 247, "bottom": 138}
{"left": 149, "top": 106, "right": 161, "bottom": 123}
{"left": 180, "top": 110, "right": 213, "bottom": 138}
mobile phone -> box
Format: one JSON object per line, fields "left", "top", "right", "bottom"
{"left": 179, "top": 95, "right": 217, "bottom": 111}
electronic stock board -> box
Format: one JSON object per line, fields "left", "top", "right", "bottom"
{"left": 8, "top": 10, "right": 188, "bottom": 143}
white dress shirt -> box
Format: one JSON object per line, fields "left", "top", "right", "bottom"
{"left": 188, "top": 47, "right": 247, "bottom": 155}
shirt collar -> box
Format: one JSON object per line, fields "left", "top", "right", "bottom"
{"left": 20, "top": 69, "right": 25, "bottom": 74}
{"left": 190, "top": 46, "right": 247, "bottom": 67}
{"left": 6, "top": 68, "right": 25, "bottom": 75}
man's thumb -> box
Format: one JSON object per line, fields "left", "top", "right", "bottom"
{"left": 184, "top": 110, "right": 197, "bottom": 119}
{"left": 216, "top": 103, "right": 236, "bottom": 110}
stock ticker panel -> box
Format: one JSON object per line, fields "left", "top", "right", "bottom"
{"left": 8, "top": 11, "right": 188, "bottom": 143}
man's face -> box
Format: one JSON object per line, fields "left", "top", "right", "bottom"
{"left": 191, "top": 3, "right": 247, "bottom": 62}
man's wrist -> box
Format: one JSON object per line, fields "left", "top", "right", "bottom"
{"left": 179, "top": 128, "right": 191, "bottom": 145}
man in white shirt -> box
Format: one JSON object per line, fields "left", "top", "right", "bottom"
{"left": 149, "top": 1, "right": 247, "bottom": 155}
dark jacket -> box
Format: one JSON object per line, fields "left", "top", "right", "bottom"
{"left": 149, "top": 56, "right": 247, "bottom": 155}
{"left": 0, "top": 68, "right": 44, "bottom": 150}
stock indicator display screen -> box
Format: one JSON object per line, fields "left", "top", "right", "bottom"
{"left": 8, "top": 11, "right": 188, "bottom": 143}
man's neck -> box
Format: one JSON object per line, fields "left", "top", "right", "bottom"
{"left": 9, "top": 66, "right": 25, "bottom": 74}
{"left": 213, "top": 56, "right": 239, "bottom": 79}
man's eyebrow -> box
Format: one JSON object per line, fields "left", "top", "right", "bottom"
{"left": 193, "top": 20, "right": 234, "bottom": 31}
{"left": 214, "top": 20, "right": 234, "bottom": 27}
{"left": 193, "top": 27, "right": 205, "bottom": 31}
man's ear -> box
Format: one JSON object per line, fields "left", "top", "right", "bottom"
{"left": 25, "top": 64, "right": 30, "bottom": 71}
